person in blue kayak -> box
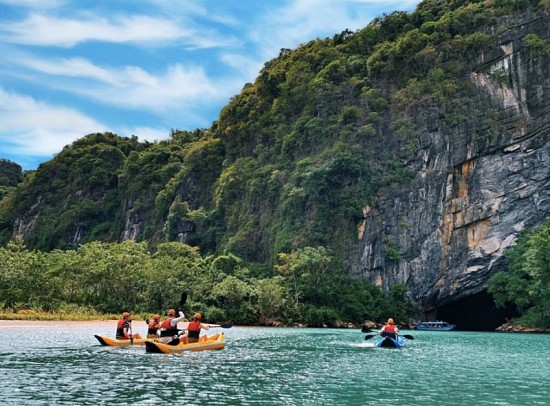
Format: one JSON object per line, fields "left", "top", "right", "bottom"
{"left": 116, "top": 312, "right": 142, "bottom": 340}
{"left": 158, "top": 308, "right": 186, "bottom": 345}
{"left": 180, "top": 313, "right": 209, "bottom": 344}
{"left": 379, "top": 318, "right": 399, "bottom": 339}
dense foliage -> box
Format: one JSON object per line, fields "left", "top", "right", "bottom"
{"left": 488, "top": 220, "right": 550, "bottom": 328}
{"left": 0, "top": 0, "right": 548, "bottom": 325}
{"left": 0, "top": 241, "right": 410, "bottom": 325}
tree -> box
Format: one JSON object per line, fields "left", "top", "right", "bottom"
{"left": 488, "top": 220, "right": 550, "bottom": 328}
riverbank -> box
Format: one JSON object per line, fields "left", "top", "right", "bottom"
{"left": 0, "top": 319, "right": 114, "bottom": 328}
{"left": 496, "top": 322, "right": 550, "bottom": 333}
{"left": 0, "top": 310, "right": 121, "bottom": 322}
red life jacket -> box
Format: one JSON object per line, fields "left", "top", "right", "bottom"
{"left": 116, "top": 319, "right": 129, "bottom": 339}
{"left": 187, "top": 320, "right": 201, "bottom": 339}
{"left": 160, "top": 318, "right": 178, "bottom": 337}
{"left": 147, "top": 320, "right": 159, "bottom": 336}
{"left": 383, "top": 324, "right": 397, "bottom": 334}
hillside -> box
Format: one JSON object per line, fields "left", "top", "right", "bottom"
{"left": 1, "top": 0, "right": 549, "bottom": 327}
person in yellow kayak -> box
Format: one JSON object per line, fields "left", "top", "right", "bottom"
{"left": 180, "top": 313, "right": 210, "bottom": 344}
{"left": 158, "top": 308, "right": 186, "bottom": 345}
{"left": 116, "top": 312, "right": 142, "bottom": 340}
{"left": 379, "top": 318, "right": 399, "bottom": 339}
{"left": 147, "top": 314, "right": 161, "bottom": 338}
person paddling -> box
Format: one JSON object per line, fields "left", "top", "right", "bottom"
{"left": 379, "top": 318, "right": 399, "bottom": 339}
{"left": 180, "top": 313, "right": 210, "bottom": 344}
{"left": 158, "top": 309, "right": 186, "bottom": 345}
{"left": 116, "top": 312, "right": 142, "bottom": 340}
{"left": 147, "top": 314, "right": 161, "bottom": 338}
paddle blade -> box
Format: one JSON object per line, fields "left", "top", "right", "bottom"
{"left": 180, "top": 291, "right": 188, "bottom": 306}
{"left": 402, "top": 334, "right": 414, "bottom": 340}
{"left": 219, "top": 322, "right": 233, "bottom": 329}
{"left": 364, "top": 334, "right": 375, "bottom": 340}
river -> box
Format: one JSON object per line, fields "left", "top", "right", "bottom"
{"left": 0, "top": 321, "right": 548, "bottom": 405}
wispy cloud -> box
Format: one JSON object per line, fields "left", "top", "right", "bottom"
{"left": 0, "top": 87, "right": 107, "bottom": 156}
{"left": 0, "top": 0, "right": 423, "bottom": 169}
{"left": 0, "top": 13, "right": 184, "bottom": 47}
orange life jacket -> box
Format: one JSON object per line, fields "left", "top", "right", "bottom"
{"left": 147, "top": 320, "right": 159, "bottom": 336}
{"left": 116, "top": 319, "right": 129, "bottom": 339}
{"left": 383, "top": 324, "right": 397, "bottom": 334}
{"left": 160, "top": 318, "right": 178, "bottom": 337}
{"left": 187, "top": 320, "right": 201, "bottom": 339}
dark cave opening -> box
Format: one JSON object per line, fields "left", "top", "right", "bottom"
{"left": 435, "top": 290, "right": 519, "bottom": 331}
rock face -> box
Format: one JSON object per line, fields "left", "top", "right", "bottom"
{"left": 351, "top": 12, "right": 550, "bottom": 312}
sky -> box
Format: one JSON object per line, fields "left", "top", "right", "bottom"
{"left": 0, "top": 0, "right": 421, "bottom": 170}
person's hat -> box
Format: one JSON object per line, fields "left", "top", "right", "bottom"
{"left": 194, "top": 313, "right": 202, "bottom": 320}
{"left": 168, "top": 309, "right": 176, "bottom": 316}
{"left": 387, "top": 318, "right": 394, "bottom": 325}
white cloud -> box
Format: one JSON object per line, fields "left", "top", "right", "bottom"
{"left": 0, "top": 87, "right": 107, "bottom": 156}
{"left": 18, "top": 56, "right": 121, "bottom": 85}
{"left": 0, "top": 13, "right": 191, "bottom": 47}
{"left": 10, "top": 52, "right": 242, "bottom": 114}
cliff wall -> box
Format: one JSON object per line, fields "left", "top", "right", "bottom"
{"left": 351, "top": 12, "right": 550, "bottom": 312}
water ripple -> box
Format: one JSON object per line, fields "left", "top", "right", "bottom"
{"left": 0, "top": 326, "right": 548, "bottom": 405}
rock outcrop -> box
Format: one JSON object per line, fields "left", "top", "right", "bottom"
{"left": 351, "top": 11, "right": 550, "bottom": 313}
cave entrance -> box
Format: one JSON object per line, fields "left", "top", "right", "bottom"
{"left": 435, "top": 290, "right": 518, "bottom": 331}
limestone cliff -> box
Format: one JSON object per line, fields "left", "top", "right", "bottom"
{"left": 351, "top": 11, "right": 550, "bottom": 315}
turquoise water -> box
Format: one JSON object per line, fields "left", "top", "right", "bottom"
{"left": 0, "top": 323, "right": 548, "bottom": 405}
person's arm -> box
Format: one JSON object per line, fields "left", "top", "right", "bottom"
{"left": 200, "top": 323, "right": 210, "bottom": 330}
{"left": 123, "top": 322, "right": 130, "bottom": 338}
{"left": 170, "top": 311, "right": 186, "bottom": 326}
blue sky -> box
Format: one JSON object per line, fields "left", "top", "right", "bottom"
{"left": 0, "top": 0, "right": 421, "bottom": 170}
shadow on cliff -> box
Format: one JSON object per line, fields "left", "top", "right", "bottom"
{"left": 436, "top": 290, "right": 519, "bottom": 331}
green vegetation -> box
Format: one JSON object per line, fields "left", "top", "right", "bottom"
{"left": 0, "top": 241, "right": 410, "bottom": 325}
{"left": 488, "top": 220, "right": 550, "bottom": 328}
{"left": 0, "top": 0, "right": 548, "bottom": 326}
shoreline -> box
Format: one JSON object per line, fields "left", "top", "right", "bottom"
{"left": 0, "top": 319, "right": 116, "bottom": 328}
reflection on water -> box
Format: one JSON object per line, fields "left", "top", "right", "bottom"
{"left": 0, "top": 323, "right": 548, "bottom": 405}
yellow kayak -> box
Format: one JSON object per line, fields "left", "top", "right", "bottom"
{"left": 94, "top": 335, "right": 153, "bottom": 347}
{"left": 145, "top": 333, "right": 225, "bottom": 354}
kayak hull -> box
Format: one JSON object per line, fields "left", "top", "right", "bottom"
{"left": 94, "top": 335, "right": 151, "bottom": 347}
{"left": 376, "top": 336, "right": 406, "bottom": 349}
{"left": 145, "top": 333, "right": 225, "bottom": 354}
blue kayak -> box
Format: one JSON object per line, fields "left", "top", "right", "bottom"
{"left": 375, "top": 336, "right": 406, "bottom": 348}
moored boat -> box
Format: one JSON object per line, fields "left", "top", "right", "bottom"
{"left": 145, "top": 333, "right": 225, "bottom": 354}
{"left": 414, "top": 321, "right": 456, "bottom": 331}
{"left": 94, "top": 335, "right": 152, "bottom": 347}
{"left": 376, "top": 336, "right": 406, "bottom": 348}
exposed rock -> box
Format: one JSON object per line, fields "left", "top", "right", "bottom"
{"left": 496, "top": 323, "right": 550, "bottom": 333}
{"left": 350, "top": 11, "right": 550, "bottom": 314}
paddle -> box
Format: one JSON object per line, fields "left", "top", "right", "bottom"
{"left": 361, "top": 326, "right": 373, "bottom": 333}
{"left": 365, "top": 334, "right": 414, "bottom": 340}
{"left": 179, "top": 291, "right": 188, "bottom": 310}
{"left": 206, "top": 322, "right": 233, "bottom": 329}
{"left": 129, "top": 319, "right": 134, "bottom": 345}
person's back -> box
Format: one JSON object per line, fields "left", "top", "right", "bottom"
{"left": 158, "top": 309, "right": 185, "bottom": 345}
{"left": 147, "top": 314, "right": 161, "bottom": 338}
{"left": 181, "top": 313, "right": 209, "bottom": 344}
{"left": 379, "top": 318, "right": 399, "bottom": 339}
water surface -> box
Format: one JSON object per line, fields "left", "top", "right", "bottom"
{"left": 0, "top": 322, "right": 548, "bottom": 405}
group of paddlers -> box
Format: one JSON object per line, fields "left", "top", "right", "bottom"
{"left": 116, "top": 309, "right": 210, "bottom": 345}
